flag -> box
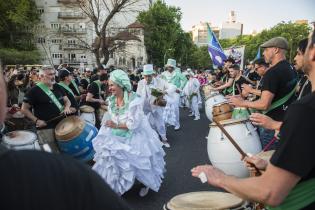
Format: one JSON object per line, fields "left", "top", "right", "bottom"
{"left": 207, "top": 23, "right": 227, "bottom": 66}
{"left": 255, "top": 47, "right": 261, "bottom": 60}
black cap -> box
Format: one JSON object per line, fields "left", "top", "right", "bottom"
{"left": 59, "top": 69, "right": 71, "bottom": 80}
{"left": 253, "top": 58, "right": 268, "bottom": 67}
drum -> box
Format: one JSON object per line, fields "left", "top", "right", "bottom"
{"left": 205, "top": 93, "right": 227, "bottom": 121}
{"left": 164, "top": 192, "right": 250, "bottom": 210}
{"left": 207, "top": 119, "right": 262, "bottom": 178}
{"left": 79, "top": 105, "right": 96, "bottom": 125}
{"left": 98, "top": 105, "right": 108, "bottom": 123}
{"left": 212, "top": 102, "right": 233, "bottom": 122}
{"left": 55, "top": 116, "right": 98, "bottom": 162}
{"left": 2, "top": 130, "right": 40, "bottom": 150}
{"left": 232, "top": 107, "right": 250, "bottom": 120}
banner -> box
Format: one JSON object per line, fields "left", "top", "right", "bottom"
{"left": 224, "top": 45, "right": 245, "bottom": 69}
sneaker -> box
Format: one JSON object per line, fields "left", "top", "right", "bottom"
{"left": 188, "top": 113, "right": 194, "bottom": 117}
{"left": 174, "top": 125, "right": 180, "bottom": 131}
{"left": 162, "top": 141, "right": 170, "bottom": 148}
{"left": 194, "top": 116, "right": 200, "bottom": 121}
{"left": 139, "top": 187, "right": 150, "bottom": 197}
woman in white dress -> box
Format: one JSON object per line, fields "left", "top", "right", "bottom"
{"left": 92, "top": 69, "right": 165, "bottom": 197}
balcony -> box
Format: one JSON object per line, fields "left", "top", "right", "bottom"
{"left": 61, "top": 28, "right": 87, "bottom": 34}
{"left": 62, "top": 59, "right": 88, "bottom": 64}
{"left": 58, "top": 12, "right": 86, "bottom": 19}
{"left": 63, "top": 44, "right": 86, "bottom": 50}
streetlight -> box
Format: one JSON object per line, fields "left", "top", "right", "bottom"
{"left": 164, "top": 48, "right": 173, "bottom": 65}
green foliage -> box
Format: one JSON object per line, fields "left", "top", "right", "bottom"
{"left": 0, "top": 0, "right": 39, "bottom": 50}
{"left": 0, "top": 48, "right": 41, "bottom": 65}
{"left": 219, "top": 22, "right": 311, "bottom": 63}
{"left": 138, "top": 0, "right": 189, "bottom": 67}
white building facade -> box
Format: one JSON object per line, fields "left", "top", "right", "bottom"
{"left": 220, "top": 11, "right": 243, "bottom": 39}
{"left": 191, "top": 22, "right": 220, "bottom": 47}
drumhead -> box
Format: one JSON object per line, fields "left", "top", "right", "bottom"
{"left": 12, "top": 111, "right": 25, "bottom": 118}
{"left": 80, "top": 105, "right": 95, "bottom": 113}
{"left": 209, "top": 118, "right": 248, "bottom": 127}
{"left": 167, "top": 192, "right": 243, "bottom": 210}
{"left": 256, "top": 150, "right": 275, "bottom": 161}
{"left": 3, "top": 131, "right": 36, "bottom": 145}
{"left": 55, "top": 116, "right": 85, "bottom": 141}
{"left": 213, "top": 101, "right": 231, "bottom": 108}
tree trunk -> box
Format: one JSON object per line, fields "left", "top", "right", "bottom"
{"left": 94, "top": 49, "right": 102, "bottom": 69}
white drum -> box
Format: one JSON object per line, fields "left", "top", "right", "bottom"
{"left": 2, "top": 130, "right": 40, "bottom": 150}
{"left": 207, "top": 119, "right": 262, "bottom": 178}
{"left": 205, "top": 93, "right": 227, "bottom": 121}
{"left": 79, "top": 105, "right": 96, "bottom": 125}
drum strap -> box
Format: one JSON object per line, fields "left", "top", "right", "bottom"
{"left": 267, "top": 178, "right": 315, "bottom": 210}
{"left": 70, "top": 80, "right": 80, "bottom": 96}
{"left": 93, "top": 80, "right": 102, "bottom": 97}
{"left": 37, "top": 82, "right": 64, "bottom": 112}
{"left": 58, "top": 82, "right": 75, "bottom": 97}
{"left": 262, "top": 82, "right": 298, "bottom": 115}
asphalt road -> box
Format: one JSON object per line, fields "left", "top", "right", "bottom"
{"left": 123, "top": 108, "right": 220, "bottom": 210}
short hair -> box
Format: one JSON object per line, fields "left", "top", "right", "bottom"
{"left": 225, "top": 57, "right": 235, "bottom": 64}
{"left": 253, "top": 58, "right": 269, "bottom": 67}
{"left": 100, "top": 74, "right": 108, "bottom": 81}
{"left": 297, "top": 38, "right": 308, "bottom": 54}
{"left": 229, "top": 64, "right": 240, "bottom": 70}
{"left": 39, "top": 66, "right": 54, "bottom": 76}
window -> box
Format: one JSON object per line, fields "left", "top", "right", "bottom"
{"left": 68, "top": 39, "right": 76, "bottom": 45}
{"left": 52, "top": 53, "right": 63, "bottom": 58}
{"left": 37, "top": 37, "right": 45, "bottom": 43}
{"left": 51, "top": 23, "right": 61, "bottom": 29}
{"left": 51, "top": 39, "right": 62, "bottom": 44}
{"left": 37, "top": 8, "right": 44, "bottom": 14}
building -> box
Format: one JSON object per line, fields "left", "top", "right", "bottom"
{"left": 220, "top": 11, "right": 243, "bottom": 39}
{"left": 106, "top": 22, "right": 148, "bottom": 70}
{"left": 35, "top": 0, "right": 95, "bottom": 68}
{"left": 191, "top": 22, "right": 220, "bottom": 47}
{"left": 295, "top": 19, "right": 308, "bottom": 25}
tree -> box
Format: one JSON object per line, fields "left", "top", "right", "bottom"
{"left": 219, "top": 22, "right": 311, "bottom": 63}
{"left": 0, "top": 0, "right": 41, "bottom": 65}
{"left": 78, "top": 0, "right": 142, "bottom": 68}
{"left": 137, "top": 0, "right": 184, "bottom": 67}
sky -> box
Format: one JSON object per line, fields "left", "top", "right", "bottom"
{"left": 164, "top": 0, "right": 315, "bottom": 34}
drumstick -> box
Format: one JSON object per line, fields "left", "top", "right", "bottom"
{"left": 212, "top": 118, "right": 261, "bottom": 176}
{"left": 5, "top": 120, "right": 15, "bottom": 126}
{"left": 45, "top": 113, "right": 65, "bottom": 123}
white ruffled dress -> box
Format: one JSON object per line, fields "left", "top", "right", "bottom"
{"left": 92, "top": 92, "right": 166, "bottom": 195}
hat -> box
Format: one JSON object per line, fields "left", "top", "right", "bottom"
{"left": 59, "top": 69, "right": 71, "bottom": 80}
{"left": 109, "top": 69, "right": 132, "bottom": 91}
{"left": 165, "top": 59, "right": 176, "bottom": 68}
{"left": 85, "top": 67, "right": 93, "bottom": 72}
{"left": 142, "top": 64, "right": 155, "bottom": 75}
{"left": 260, "top": 37, "right": 289, "bottom": 50}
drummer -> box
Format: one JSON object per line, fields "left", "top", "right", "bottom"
{"left": 191, "top": 30, "right": 315, "bottom": 209}
{"left": 58, "top": 69, "right": 79, "bottom": 113}
{"left": 85, "top": 74, "right": 108, "bottom": 128}
{"left": 21, "top": 66, "right": 73, "bottom": 152}
{"left": 228, "top": 37, "right": 298, "bottom": 150}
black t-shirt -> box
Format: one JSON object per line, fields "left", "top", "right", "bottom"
{"left": 80, "top": 78, "right": 90, "bottom": 90}
{"left": 23, "top": 84, "right": 66, "bottom": 129}
{"left": 270, "top": 92, "right": 315, "bottom": 209}
{"left": 86, "top": 82, "right": 101, "bottom": 110}
{"left": 69, "top": 82, "right": 80, "bottom": 96}
{"left": 129, "top": 74, "right": 140, "bottom": 92}
{"left": 296, "top": 75, "right": 312, "bottom": 99}
{"left": 0, "top": 149, "right": 131, "bottom": 210}
{"left": 234, "top": 76, "right": 251, "bottom": 95}
{"left": 58, "top": 84, "right": 79, "bottom": 111}
{"left": 262, "top": 60, "right": 297, "bottom": 121}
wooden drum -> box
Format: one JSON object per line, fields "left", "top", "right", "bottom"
{"left": 55, "top": 116, "right": 98, "bottom": 162}
{"left": 212, "top": 102, "right": 233, "bottom": 122}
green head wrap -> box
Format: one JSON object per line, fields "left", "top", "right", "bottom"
{"left": 109, "top": 69, "right": 132, "bottom": 91}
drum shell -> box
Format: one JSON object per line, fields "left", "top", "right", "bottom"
{"left": 2, "top": 130, "right": 39, "bottom": 150}
{"left": 212, "top": 103, "right": 233, "bottom": 122}
{"left": 232, "top": 108, "right": 250, "bottom": 120}
{"left": 205, "top": 94, "right": 226, "bottom": 121}
{"left": 207, "top": 120, "right": 262, "bottom": 178}
{"left": 56, "top": 120, "right": 97, "bottom": 162}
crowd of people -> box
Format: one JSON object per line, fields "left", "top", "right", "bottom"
{"left": 0, "top": 28, "right": 314, "bottom": 209}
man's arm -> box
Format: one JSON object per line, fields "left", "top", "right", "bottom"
{"left": 213, "top": 78, "right": 234, "bottom": 91}
{"left": 244, "top": 90, "right": 274, "bottom": 110}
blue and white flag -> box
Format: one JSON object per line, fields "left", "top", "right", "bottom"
{"left": 255, "top": 47, "right": 261, "bottom": 60}
{"left": 207, "top": 23, "right": 227, "bottom": 66}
